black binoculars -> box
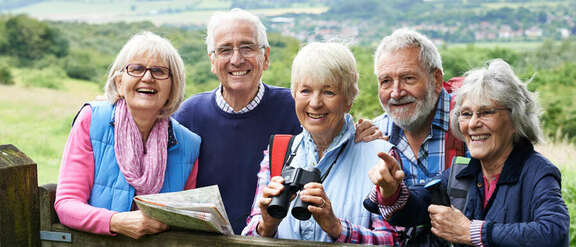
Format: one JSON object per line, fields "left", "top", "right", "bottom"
{"left": 267, "top": 166, "right": 321, "bottom": 220}
{"left": 424, "top": 179, "right": 451, "bottom": 206}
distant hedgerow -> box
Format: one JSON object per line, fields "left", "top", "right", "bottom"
{"left": 0, "top": 66, "right": 14, "bottom": 85}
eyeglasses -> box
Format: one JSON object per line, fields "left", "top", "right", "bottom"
{"left": 212, "top": 44, "right": 265, "bottom": 59}
{"left": 125, "top": 64, "right": 171, "bottom": 80}
{"left": 457, "top": 107, "right": 511, "bottom": 122}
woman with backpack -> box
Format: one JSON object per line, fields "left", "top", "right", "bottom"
{"left": 241, "top": 42, "right": 400, "bottom": 245}
{"left": 369, "top": 59, "right": 569, "bottom": 246}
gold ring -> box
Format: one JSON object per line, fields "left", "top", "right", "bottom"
{"left": 319, "top": 198, "right": 326, "bottom": 208}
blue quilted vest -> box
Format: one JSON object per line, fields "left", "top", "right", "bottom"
{"left": 85, "top": 101, "right": 200, "bottom": 212}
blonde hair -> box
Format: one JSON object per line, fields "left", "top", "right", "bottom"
{"left": 104, "top": 31, "right": 186, "bottom": 118}
{"left": 291, "top": 42, "right": 359, "bottom": 105}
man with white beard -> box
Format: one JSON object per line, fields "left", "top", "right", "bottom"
{"left": 372, "top": 29, "right": 466, "bottom": 187}
{"left": 367, "top": 28, "right": 467, "bottom": 247}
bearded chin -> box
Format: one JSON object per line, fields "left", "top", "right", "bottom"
{"left": 385, "top": 88, "right": 439, "bottom": 133}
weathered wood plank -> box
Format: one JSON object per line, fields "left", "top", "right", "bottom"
{"left": 0, "top": 144, "right": 40, "bottom": 247}
{"left": 45, "top": 224, "right": 367, "bottom": 247}
{"left": 39, "top": 184, "right": 58, "bottom": 230}
{"left": 39, "top": 184, "right": 374, "bottom": 247}
{"left": 35, "top": 155, "right": 389, "bottom": 247}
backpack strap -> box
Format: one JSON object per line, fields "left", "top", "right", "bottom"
{"left": 447, "top": 156, "right": 472, "bottom": 212}
{"left": 268, "top": 134, "right": 295, "bottom": 178}
{"left": 444, "top": 94, "right": 467, "bottom": 169}
{"left": 444, "top": 129, "right": 466, "bottom": 169}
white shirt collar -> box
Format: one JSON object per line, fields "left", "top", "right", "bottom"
{"left": 215, "top": 82, "right": 265, "bottom": 114}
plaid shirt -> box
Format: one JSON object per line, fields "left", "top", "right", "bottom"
{"left": 374, "top": 89, "right": 453, "bottom": 186}
{"left": 242, "top": 139, "right": 399, "bottom": 245}
{"left": 216, "top": 82, "right": 265, "bottom": 114}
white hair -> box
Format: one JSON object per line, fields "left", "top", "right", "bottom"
{"left": 205, "top": 8, "right": 269, "bottom": 54}
{"left": 450, "top": 59, "right": 543, "bottom": 144}
{"left": 291, "top": 42, "right": 359, "bottom": 105}
{"left": 374, "top": 29, "right": 443, "bottom": 75}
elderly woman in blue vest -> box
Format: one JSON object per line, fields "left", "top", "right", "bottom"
{"left": 55, "top": 32, "right": 200, "bottom": 239}
{"left": 369, "top": 59, "right": 569, "bottom": 246}
{"left": 241, "top": 42, "right": 399, "bottom": 245}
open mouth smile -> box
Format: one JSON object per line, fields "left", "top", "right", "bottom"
{"left": 136, "top": 88, "right": 157, "bottom": 95}
{"left": 230, "top": 70, "right": 250, "bottom": 76}
{"left": 307, "top": 112, "right": 327, "bottom": 119}
{"left": 470, "top": 134, "right": 490, "bottom": 141}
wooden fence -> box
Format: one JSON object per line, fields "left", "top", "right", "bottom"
{"left": 0, "top": 144, "right": 380, "bottom": 247}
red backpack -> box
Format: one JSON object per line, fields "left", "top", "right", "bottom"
{"left": 269, "top": 134, "right": 296, "bottom": 177}
{"left": 443, "top": 77, "right": 467, "bottom": 169}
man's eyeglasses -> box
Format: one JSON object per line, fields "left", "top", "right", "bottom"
{"left": 457, "top": 107, "right": 511, "bottom": 122}
{"left": 125, "top": 64, "right": 171, "bottom": 80}
{"left": 212, "top": 44, "right": 265, "bottom": 59}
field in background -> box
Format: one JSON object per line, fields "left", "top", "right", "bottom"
{"left": 6, "top": 0, "right": 327, "bottom": 25}
{"left": 0, "top": 72, "right": 100, "bottom": 183}
{"left": 482, "top": 0, "right": 572, "bottom": 9}
{"left": 445, "top": 41, "right": 543, "bottom": 51}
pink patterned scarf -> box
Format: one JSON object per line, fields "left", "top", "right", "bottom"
{"left": 114, "top": 99, "right": 169, "bottom": 195}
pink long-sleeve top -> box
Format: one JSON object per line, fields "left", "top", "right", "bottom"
{"left": 54, "top": 106, "right": 197, "bottom": 235}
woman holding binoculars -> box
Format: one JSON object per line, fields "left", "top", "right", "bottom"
{"left": 241, "top": 42, "right": 400, "bottom": 245}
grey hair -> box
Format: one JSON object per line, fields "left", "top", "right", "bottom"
{"left": 104, "top": 31, "right": 186, "bottom": 119}
{"left": 291, "top": 42, "right": 359, "bottom": 105}
{"left": 450, "top": 59, "right": 543, "bottom": 144}
{"left": 205, "top": 8, "right": 269, "bottom": 54}
{"left": 374, "top": 29, "right": 443, "bottom": 75}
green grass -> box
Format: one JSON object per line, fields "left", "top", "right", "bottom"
{"left": 0, "top": 67, "right": 100, "bottom": 185}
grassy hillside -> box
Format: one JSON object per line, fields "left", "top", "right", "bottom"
{"left": 0, "top": 69, "right": 100, "bottom": 183}
{"left": 6, "top": 0, "right": 327, "bottom": 25}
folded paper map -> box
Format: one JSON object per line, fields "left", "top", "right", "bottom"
{"left": 134, "top": 185, "right": 233, "bottom": 235}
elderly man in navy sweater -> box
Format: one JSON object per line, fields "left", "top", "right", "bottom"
{"left": 174, "top": 9, "right": 379, "bottom": 234}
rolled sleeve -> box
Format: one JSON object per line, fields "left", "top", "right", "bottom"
{"left": 370, "top": 182, "right": 409, "bottom": 220}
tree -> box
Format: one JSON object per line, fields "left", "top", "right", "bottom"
{"left": 0, "top": 18, "right": 6, "bottom": 54}
{"left": 4, "top": 15, "right": 69, "bottom": 63}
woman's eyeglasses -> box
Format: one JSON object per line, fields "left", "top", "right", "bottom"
{"left": 457, "top": 107, "right": 511, "bottom": 122}
{"left": 125, "top": 64, "right": 170, "bottom": 80}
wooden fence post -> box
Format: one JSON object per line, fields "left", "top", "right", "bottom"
{"left": 0, "top": 144, "right": 40, "bottom": 247}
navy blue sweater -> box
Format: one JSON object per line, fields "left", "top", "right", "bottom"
{"left": 173, "top": 84, "right": 301, "bottom": 233}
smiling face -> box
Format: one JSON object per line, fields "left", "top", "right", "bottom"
{"left": 115, "top": 52, "right": 172, "bottom": 118}
{"left": 294, "top": 80, "right": 351, "bottom": 144}
{"left": 210, "top": 20, "right": 270, "bottom": 95}
{"left": 376, "top": 47, "right": 442, "bottom": 132}
{"left": 458, "top": 99, "right": 516, "bottom": 166}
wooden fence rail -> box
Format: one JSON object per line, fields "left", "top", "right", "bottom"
{"left": 1, "top": 144, "right": 375, "bottom": 247}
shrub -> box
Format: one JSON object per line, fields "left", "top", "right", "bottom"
{"left": 0, "top": 66, "right": 14, "bottom": 85}
{"left": 21, "top": 67, "right": 67, "bottom": 89}
{"left": 64, "top": 50, "right": 99, "bottom": 81}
